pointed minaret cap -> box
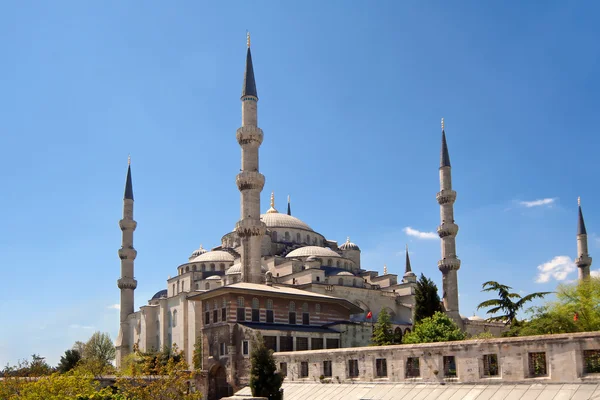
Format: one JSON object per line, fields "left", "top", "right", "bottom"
{"left": 404, "top": 244, "right": 415, "bottom": 276}
{"left": 287, "top": 195, "right": 292, "bottom": 216}
{"left": 578, "top": 196, "right": 587, "bottom": 235}
{"left": 124, "top": 155, "right": 134, "bottom": 201}
{"left": 266, "top": 192, "right": 278, "bottom": 213}
{"left": 440, "top": 118, "right": 451, "bottom": 168}
{"left": 242, "top": 32, "right": 258, "bottom": 99}
{"left": 383, "top": 264, "right": 388, "bottom": 275}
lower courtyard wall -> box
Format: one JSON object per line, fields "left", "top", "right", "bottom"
{"left": 273, "top": 331, "right": 600, "bottom": 384}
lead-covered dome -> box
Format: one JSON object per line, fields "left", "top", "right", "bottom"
{"left": 189, "top": 244, "right": 208, "bottom": 260}
{"left": 261, "top": 213, "right": 313, "bottom": 231}
{"left": 151, "top": 289, "right": 167, "bottom": 300}
{"left": 286, "top": 246, "right": 341, "bottom": 259}
{"left": 339, "top": 237, "right": 360, "bottom": 251}
{"left": 225, "top": 263, "right": 268, "bottom": 275}
{"left": 191, "top": 250, "right": 235, "bottom": 263}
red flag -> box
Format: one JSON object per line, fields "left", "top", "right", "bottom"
{"left": 366, "top": 311, "right": 373, "bottom": 319}
{"left": 574, "top": 312, "right": 579, "bottom": 322}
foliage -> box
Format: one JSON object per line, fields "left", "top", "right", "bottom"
{"left": 469, "top": 331, "right": 495, "bottom": 340}
{"left": 249, "top": 333, "right": 283, "bottom": 400}
{"left": 58, "top": 349, "right": 82, "bottom": 374}
{"left": 403, "top": 312, "right": 466, "bottom": 344}
{"left": 371, "top": 309, "right": 394, "bottom": 346}
{"left": 414, "top": 274, "right": 443, "bottom": 323}
{"left": 476, "top": 281, "right": 550, "bottom": 324}
{"left": 78, "top": 332, "right": 116, "bottom": 377}
{"left": 192, "top": 336, "right": 203, "bottom": 370}
{"left": 1, "top": 354, "right": 54, "bottom": 377}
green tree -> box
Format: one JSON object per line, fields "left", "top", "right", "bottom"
{"left": 371, "top": 309, "right": 394, "bottom": 346}
{"left": 57, "top": 349, "right": 82, "bottom": 374}
{"left": 403, "top": 312, "right": 466, "bottom": 344}
{"left": 414, "top": 274, "right": 443, "bottom": 323}
{"left": 79, "top": 332, "right": 116, "bottom": 377}
{"left": 250, "top": 333, "right": 282, "bottom": 400}
{"left": 192, "top": 336, "right": 203, "bottom": 370}
{"left": 476, "top": 281, "right": 550, "bottom": 324}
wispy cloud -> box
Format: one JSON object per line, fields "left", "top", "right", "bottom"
{"left": 69, "top": 324, "right": 95, "bottom": 330}
{"left": 535, "top": 255, "right": 576, "bottom": 283}
{"left": 403, "top": 227, "right": 437, "bottom": 240}
{"left": 519, "top": 198, "right": 556, "bottom": 208}
{"left": 107, "top": 304, "right": 120, "bottom": 310}
{"left": 591, "top": 270, "right": 600, "bottom": 278}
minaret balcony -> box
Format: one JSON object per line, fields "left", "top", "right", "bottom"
{"left": 575, "top": 255, "right": 592, "bottom": 268}
{"left": 118, "top": 247, "right": 137, "bottom": 260}
{"left": 436, "top": 190, "right": 457, "bottom": 205}
{"left": 235, "top": 219, "right": 266, "bottom": 237}
{"left": 236, "top": 171, "right": 265, "bottom": 191}
{"left": 437, "top": 223, "right": 459, "bottom": 238}
{"left": 438, "top": 258, "right": 461, "bottom": 272}
{"left": 236, "top": 126, "right": 264, "bottom": 146}
{"left": 119, "top": 219, "right": 137, "bottom": 231}
{"left": 117, "top": 277, "right": 138, "bottom": 290}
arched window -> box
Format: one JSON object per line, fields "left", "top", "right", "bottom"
{"left": 202, "top": 264, "right": 206, "bottom": 271}
{"left": 220, "top": 263, "right": 225, "bottom": 271}
{"left": 328, "top": 259, "right": 333, "bottom": 266}
{"left": 338, "top": 278, "right": 344, "bottom": 286}
{"left": 172, "top": 284, "right": 175, "bottom": 295}
{"left": 289, "top": 302, "right": 296, "bottom": 311}
{"left": 316, "top": 276, "right": 320, "bottom": 282}
{"left": 296, "top": 233, "right": 301, "bottom": 243}
{"left": 302, "top": 303, "right": 309, "bottom": 325}
{"left": 404, "top": 327, "right": 412, "bottom": 335}
{"left": 266, "top": 299, "right": 273, "bottom": 309}
{"left": 313, "top": 237, "right": 317, "bottom": 245}
{"left": 344, "top": 262, "right": 348, "bottom": 268}
{"left": 177, "top": 281, "right": 180, "bottom": 293}
{"left": 394, "top": 327, "right": 403, "bottom": 343}
{"left": 155, "top": 320, "right": 160, "bottom": 332}
{"left": 352, "top": 279, "right": 357, "bottom": 287}
{"left": 205, "top": 282, "right": 210, "bottom": 290}
{"left": 315, "top": 304, "right": 321, "bottom": 313}
{"left": 285, "top": 231, "right": 290, "bottom": 241}
{"left": 173, "top": 310, "right": 178, "bottom": 327}
{"left": 288, "top": 301, "right": 296, "bottom": 324}
{"left": 272, "top": 231, "right": 278, "bottom": 241}
{"left": 196, "top": 283, "right": 199, "bottom": 290}
{"left": 193, "top": 264, "right": 197, "bottom": 271}
{"left": 336, "top": 260, "right": 341, "bottom": 268}
{"left": 214, "top": 300, "right": 218, "bottom": 309}
{"left": 210, "top": 263, "right": 215, "bottom": 271}
{"left": 306, "top": 234, "right": 310, "bottom": 243}
{"left": 237, "top": 297, "right": 245, "bottom": 307}
{"left": 222, "top": 298, "right": 227, "bottom": 322}
{"left": 252, "top": 298, "right": 260, "bottom": 322}
{"left": 252, "top": 298, "right": 260, "bottom": 309}
{"left": 168, "top": 311, "right": 173, "bottom": 327}
{"left": 266, "top": 299, "right": 274, "bottom": 323}
{"left": 186, "top": 266, "right": 190, "bottom": 273}
{"left": 181, "top": 281, "right": 185, "bottom": 291}
{"left": 237, "top": 296, "right": 246, "bottom": 322}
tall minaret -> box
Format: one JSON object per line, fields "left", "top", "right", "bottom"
{"left": 116, "top": 156, "right": 137, "bottom": 367}
{"left": 575, "top": 197, "right": 592, "bottom": 281}
{"left": 404, "top": 244, "right": 417, "bottom": 283}
{"left": 235, "top": 33, "right": 266, "bottom": 284}
{"left": 436, "top": 118, "right": 462, "bottom": 326}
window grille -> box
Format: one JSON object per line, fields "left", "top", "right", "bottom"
{"left": 315, "top": 304, "right": 321, "bottom": 313}
{"left": 242, "top": 340, "right": 249, "bottom": 356}
{"left": 266, "top": 309, "right": 274, "bottom": 323}
{"left": 528, "top": 352, "right": 547, "bottom": 377}
{"left": 302, "top": 312, "right": 310, "bottom": 325}
{"left": 289, "top": 301, "right": 295, "bottom": 311}
{"left": 264, "top": 336, "right": 277, "bottom": 352}
{"left": 237, "top": 307, "right": 246, "bottom": 322}
{"left": 266, "top": 299, "right": 273, "bottom": 309}
{"left": 443, "top": 356, "right": 457, "bottom": 377}
{"left": 252, "top": 297, "right": 259, "bottom": 309}
{"left": 376, "top": 358, "right": 387, "bottom": 377}
{"left": 221, "top": 307, "right": 227, "bottom": 322}
{"left": 302, "top": 303, "right": 309, "bottom": 312}
{"left": 406, "top": 357, "right": 420, "bottom": 378}
{"left": 289, "top": 311, "right": 296, "bottom": 324}
{"left": 326, "top": 338, "right": 339, "bottom": 349}
{"left": 348, "top": 359, "right": 359, "bottom": 378}
{"left": 213, "top": 309, "right": 218, "bottom": 323}
{"left": 311, "top": 338, "right": 324, "bottom": 350}
{"left": 205, "top": 311, "right": 210, "bottom": 325}
{"left": 583, "top": 350, "right": 600, "bottom": 374}
{"left": 300, "top": 361, "right": 309, "bottom": 378}
{"left": 296, "top": 337, "right": 309, "bottom": 351}
{"left": 483, "top": 354, "right": 499, "bottom": 376}
{"left": 237, "top": 296, "right": 245, "bottom": 307}
{"left": 280, "top": 336, "right": 293, "bottom": 352}
{"left": 323, "top": 360, "right": 332, "bottom": 377}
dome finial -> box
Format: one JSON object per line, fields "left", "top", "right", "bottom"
{"left": 578, "top": 196, "right": 581, "bottom": 207}
{"left": 266, "top": 191, "right": 278, "bottom": 213}
{"left": 128, "top": 154, "right": 131, "bottom": 165}
{"left": 346, "top": 236, "right": 350, "bottom": 243}
{"left": 383, "top": 264, "right": 388, "bottom": 275}
{"left": 247, "top": 31, "right": 251, "bottom": 48}
{"left": 441, "top": 117, "right": 445, "bottom": 132}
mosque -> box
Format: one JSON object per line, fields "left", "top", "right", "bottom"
{"left": 114, "top": 36, "right": 593, "bottom": 395}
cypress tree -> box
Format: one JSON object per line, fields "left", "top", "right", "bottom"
{"left": 414, "top": 273, "right": 443, "bottom": 323}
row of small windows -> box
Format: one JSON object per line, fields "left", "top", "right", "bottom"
{"left": 272, "top": 231, "right": 322, "bottom": 246}
{"left": 179, "top": 263, "right": 229, "bottom": 275}
{"left": 203, "top": 298, "right": 321, "bottom": 326}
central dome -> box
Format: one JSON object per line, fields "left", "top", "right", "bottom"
{"left": 260, "top": 213, "right": 313, "bottom": 231}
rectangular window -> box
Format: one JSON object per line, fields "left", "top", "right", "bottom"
{"left": 279, "top": 362, "right": 287, "bottom": 377}
{"left": 289, "top": 311, "right": 296, "bottom": 324}
{"left": 204, "top": 311, "right": 210, "bottom": 325}
{"left": 302, "top": 313, "right": 309, "bottom": 325}
{"left": 296, "top": 337, "right": 309, "bottom": 351}
{"left": 220, "top": 342, "right": 226, "bottom": 357}
{"left": 348, "top": 359, "right": 359, "bottom": 378}
{"left": 483, "top": 354, "right": 499, "bottom": 376}
{"left": 326, "top": 338, "right": 340, "bottom": 349}
{"left": 280, "top": 336, "right": 293, "bottom": 352}
{"left": 242, "top": 340, "right": 249, "bottom": 356}
{"left": 300, "top": 361, "right": 309, "bottom": 378}
{"left": 222, "top": 307, "right": 227, "bottom": 322}
{"left": 376, "top": 358, "right": 388, "bottom": 378}
{"left": 252, "top": 309, "right": 260, "bottom": 322}
{"left": 584, "top": 350, "right": 600, "bottom": 374}
{"left": 443, "top": 356, "right": 457, "bottom": 378}
{"left": 323, "top": 360, "right": 332, "bottom": 377}
{"left": 237, "top": 307, "right": 246, "bottom": 322}
{"left": 213, "top": 310, "right": 218, "bottom": 323}
{"left": 406, "top": 357, "right": 420, "bottom": 378}
{"left": 311, "top": 338, "right": 324, "bottom": 350}
{"left": 528, "top": 352, "right": 547, "bottom": 377}
{"left": 264, "top": 336, "right": 277, "bottom": 352}
{"left": 266, "top": 309, "right": 274, "bottom": 323}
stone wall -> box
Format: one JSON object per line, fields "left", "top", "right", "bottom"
{"left": 274, "top": 331, "right": 600, "bottom": 383}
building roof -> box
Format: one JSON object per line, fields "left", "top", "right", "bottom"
{"left": 339, "top": 237, "right": 360, "bottom": 251}
{"left": 187, "top": 282, "right": 363, "bottom": 313}
{"left": 151, "top": 289, "right": 167, "bottom": 300}
{"left": 238, "top": 322, "right": 340, "bottom": 334}
{"left": 261, "top": 212, "right": 313, "bottom": 231}
{"left": 189, "top": 244, "right": 208, "bottom": 259}
{"left": 286, "top": 246, "right": 341, "bottom": 259}
{"left": 190, "top": 250, "right": 235, "bottom": 263}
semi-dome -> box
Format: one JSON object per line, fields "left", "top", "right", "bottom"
{"left": 189, "top": 244, "right": 208, "bottom": 259}
{"left": 191, "top": 250, "right": 235, "bottom": 263}
{"left": 339, "top": 237, "right": 360, "bottom": 251}
{"left": 206, "top": 275, "right": 222, "bottom": 280}
{"left": 286, "top": 246, "right": 341, "bottom": 259}
{"left": 261, "top": 213, "right": 313, "bottom": 231}
{"left": 151, "top": 289, "right": 167, "bottom": 300}
{"left": 225, "top": 263, "right": 268, "bottom": 275}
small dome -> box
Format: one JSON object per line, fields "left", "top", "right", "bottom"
{"left": 339, "top": 237, "right": 360, "bottom": 251}
{"left": 323, "top": 267, "right": 354, "bottom": 277}
{"left": 468, "top": 315, "right": 485, "bottom": 321}
{"left": 189, "top": 244, "right": 208, "bottom": 260}
{"left": 191, "top": 250, "right": 235, "bottom": 263}
{"left": 151, "top": 289, "right": 167, "bottom": 300}
{"left": 286, "top": 246, "right": 341, "bottom": 259}
{"left": 225, "top": 263, "right": 267, "bottom": 275}
{"left": 206, "top": 275, "right": 222, "bottom": 280}
{"left": 261, "top": 213, "right": 313, "bottom": 231}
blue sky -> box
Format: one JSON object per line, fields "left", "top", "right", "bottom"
{"left": 1, "top": 1, "right": 599, "bottom": 367}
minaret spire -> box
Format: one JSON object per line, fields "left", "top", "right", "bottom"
{"left": 266, "top": 192, "right": 278, "bottom": 213}
{"left": 287, "top": 195, "right": 292, "bottom": 216}
{"left": 116, "top": 157, "right": 138, "bottom": 368}
{"left": 235, "top": 34, "right": 266, "bottom": 284}
{"left": 575, "top": 197, "right": 592, "bottom": 281}
{"left": 403, "top": 244, "right": 416, "bottom": 283}
{"left": 405, "top": 244, "right": 412, "bottom": 273}
{"left": 436, "top": 118, "right": 462, "bottom": 326}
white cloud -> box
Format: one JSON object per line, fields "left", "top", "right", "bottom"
{"left": 535, "top": 255, "right": 576, "bottom": 283}
{"left": 591, "top": 270, "right": 600, "bottom": 278}
{"left": 69, "top": 324, "right": 95, "bottom": 330}
{"left": 403, "top": 227, "right": 437, "bottom": 240}
{"left": 519, "top": 198, "right": 556, "bottom": 208}
{"left": 107, "top": 304, "right": 120, "bottom": 310}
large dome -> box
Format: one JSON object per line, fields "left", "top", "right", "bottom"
{"left": 286, "top": 246, "right": 341, "bottom": 259}
{"left": 190, "top": 250, "right": 235, "bottom": 263}
{"left": 260, "top": 213, "right": 313, "bottom": 231}
{"left": 151, "top": 289, "right": 167, "bottom": 300}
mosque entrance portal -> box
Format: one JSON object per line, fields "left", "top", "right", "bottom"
{"left": 207, "top": 364, "right": 231, "bottom": 400}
